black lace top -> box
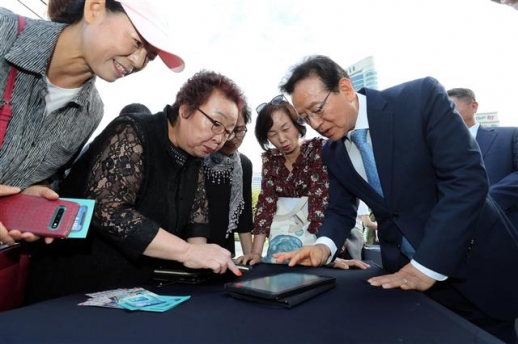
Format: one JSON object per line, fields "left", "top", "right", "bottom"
{"left": 83, "top": 117, "right": 209, "bottom": 254}
{"left": 26, "top": 110, "right": 210, "bottom": 303}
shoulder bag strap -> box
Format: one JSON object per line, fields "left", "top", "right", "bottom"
{"left": 0, "top": 15, "right": 27, "bottom": 149}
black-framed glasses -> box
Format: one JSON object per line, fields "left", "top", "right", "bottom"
{"left": 296, "top": 90, "right": 332, "bottom": 125}
{"left": 232, "top": 127, "right": 248, "bottom": 139}
{"left": 197, "top": 108, "right": 235, "bottom": 140}
{"left": 256, "top": 95, "right": 289, "bottom": 115}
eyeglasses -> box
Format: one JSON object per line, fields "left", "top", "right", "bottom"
{"left": 296, "top": 90, "right": 332, "bottom": 125}
{"left": 256, "top": 95, "right": 289, "bottom": 115}
{"left": 232, "top": 127, "right": 248, "bottom": 139}
{"left": 197, "top": 108, "right": 236, "bottom": 141}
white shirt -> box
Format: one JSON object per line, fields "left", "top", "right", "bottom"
{"left": 315, "top": 93, "right": 446, "bottom": 281}
{"left": 468, "top": 122, "right": 480, "bottom": 138}
{"left": 357, "top": 200, "right": 369, "bottom": 216}
{"left": 45, "top": 77, "right": 82, "bottom": 116}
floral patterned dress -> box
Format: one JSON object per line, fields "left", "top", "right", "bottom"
{"left": 253, "top": 137, "right": 328, "bottom": 236}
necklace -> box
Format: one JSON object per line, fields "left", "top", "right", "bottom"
{"left": 203, "top": 152, "right": 234, "bottom": 184}
{"left": 204, "top": 152, "right": 244, "bottom": 238}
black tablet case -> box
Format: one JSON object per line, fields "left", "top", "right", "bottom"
{"left": 227, "top": 273, "right": 336, "bottom": 308}
{"left": 229, "top": 281, "right": 335, "bottom": 308}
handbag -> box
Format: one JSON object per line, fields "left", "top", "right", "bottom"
{"left": 264, "top": 197, "right": 316, "bottom": 263}
{"left": 0, "top": 15, "right": 29, "bottom": 312}
{"left": 0, "top": 244, "right": 30, "bottom": 311}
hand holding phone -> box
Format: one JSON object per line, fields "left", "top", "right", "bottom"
{"left": 0, "top": 194, "right": 80, "bottom": 239}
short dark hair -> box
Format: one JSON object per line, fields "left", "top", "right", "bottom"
{"left": 119, "top": 103, "right": 152, "bottom": 116}
{"left": 254, "top": 101, "right": 306, "bottom": 152}
{"left": 279, "top": 55, "right": 349, "bottom": 95}
{"left": 447, "top": 88, "right": 476, "bottom": 102}
{"left": 167, "top": 70, "right": 245, "bottom": 125}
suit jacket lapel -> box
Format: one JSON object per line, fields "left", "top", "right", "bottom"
{"left": 361, "top": 89, "right": 394, "bottom": 203}
{"left": 330, "top": 139, "right": 382, "bottom": 203}
{"left": 476, "top": 126, "right": 497, "bottom": 158}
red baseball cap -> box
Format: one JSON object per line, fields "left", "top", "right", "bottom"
{"left": 115, "top": 0, "right": 185, "bottom": 72}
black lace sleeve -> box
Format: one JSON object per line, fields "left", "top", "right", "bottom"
{"left": 183, "top": 166, "right": 211, "bottom": 238}
{"left": 85, "top": 120, "right": 160, "bottom": 258}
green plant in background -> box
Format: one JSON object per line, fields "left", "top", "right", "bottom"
{"left": 251, "top": 188, "right": 260, "bottom": 216}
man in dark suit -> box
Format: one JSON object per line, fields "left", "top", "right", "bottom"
{"left": 275, "top": 55, "right": 518, "bottom": 343}
{"left": 448, "top": 88, "right": 518, "bottom": 230}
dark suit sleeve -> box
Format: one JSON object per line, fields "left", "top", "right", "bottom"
{"left": 411, "top": 78, "right": 489, "bottom": 274}
{"left": 487, "top": 128, "right": 518, "bottom": 211}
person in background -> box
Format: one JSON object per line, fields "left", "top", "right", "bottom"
{"left": 237, "top": 95, "right": 368, "bottom": 270}
{"left": 447, "top": 88, "right": 518, "bottom": 230}
{"left": 204, "top": 104, "right": 253, "bottom": 257}
{"left": 337, "top": 199, "right": 369, "bottom": 260}
{"left": 358, "top": 200, "right": 378, "bottom": 246}
{"left": 0, "top": 0, "right": 184, "bottom": 245}
{"left": 76, "top": 102, "right": 153, "bottom": 166}
{"left": 25, "top": 70, "right": 244, "bottom": 303}
{"left": 119, "top": 103, "right": 152, "bottom": 116}
{"left": 491, "top": 0, "right": 518, "bottom": 10}
{"left": 275, "top": 55, "right": 518, "bottom": 343}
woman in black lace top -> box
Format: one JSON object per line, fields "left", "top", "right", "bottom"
{"left": 26, "top": 71, "right": 245, "bottom": 303}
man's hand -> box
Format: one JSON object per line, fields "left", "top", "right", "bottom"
{"left": 368, "top": 263, "right": 436, "bottom": 291}
{"left": 273, "top": 244, "right": 331, "bottom": 267}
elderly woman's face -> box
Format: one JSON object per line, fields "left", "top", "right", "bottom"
{"left": 179, "top": 90, "right": 238, "bottom": 158}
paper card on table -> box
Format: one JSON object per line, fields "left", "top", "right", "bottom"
{"left": 61, "top": 198, "right": 95, "bottom": 238}
{"left": 118, "top": 295, "right": 191, "bottom": 313}
{"left": 147, "top": 296, "right": 191, "bottom": 312}
{"left": 86, "top": 287, "right": 145, "bottom": 299}
{"left": 80, "top": 287, "right": 149, "bottom": 309}
{"left": 118, "top": 293, "right": 166, "bottom": 309}
{"left": 79, "top": 297, "right": 123, "bottom": 309}
{"left": 79, "top": 287, "right": 190, "bottom": 312}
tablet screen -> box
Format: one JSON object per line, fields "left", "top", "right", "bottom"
{"left": 225, "top": 273, "right": 335, "bottom": 299}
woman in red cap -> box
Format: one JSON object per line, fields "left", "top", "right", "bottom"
{"left": 0, "top": 0, "right": 184, "bottom": 245}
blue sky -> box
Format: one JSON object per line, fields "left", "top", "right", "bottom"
{"left": 5, "top": 0, "right": 518, "bottom": 171}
